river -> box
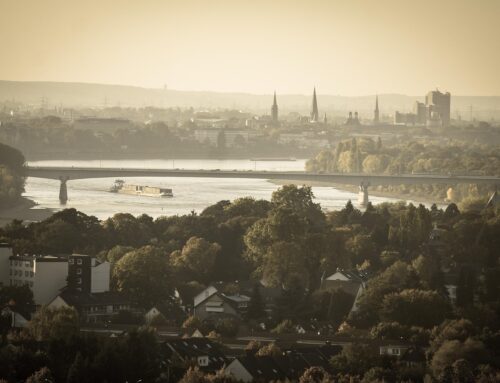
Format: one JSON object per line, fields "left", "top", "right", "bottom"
{"left": 24, "top": 159, "right": 409, "bottom": 220}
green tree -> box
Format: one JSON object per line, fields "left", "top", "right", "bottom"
{"left": 272, "top": 319, "right": 295, "bottom": 334}
{"left": 330, "top": 343, "right": 379, "bottom": 375}
{"left": 105, "top": 245, "right": 134, "bottom": 264}
{"left": 246, "top": 283, "right": 266, "bottom": 320}
{"left": 113, "top": 245, "right": 172, "bottom": 307}
{"left": 25, "top": 367, "right": 55, "bottom": 383}
{"left": 171, "top": 236, "right": 221, "bottom": 283}
{"left": 380, "top": 289, "right": 450, "bottom": 328}
{"left": 431, "top": 338, "right": 488, "bottom": 378}
{"left": 27, "top": 306, "right": 79, "bottom": 342}
{"left": 66, "top": 352, "right": 88, "bottom": 383}
{"left": 256, "top": 342, "right": 282, "bottom": 357}
{"left": 299, "top": 366, "right": 332, "bottom": 383}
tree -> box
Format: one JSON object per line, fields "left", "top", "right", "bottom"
{"left": 246, "top": 284, "right": 266, "bottom": 320}
{"left": 179, "top": 367, "right": 210, "bottom": 383}
{"left": 0, "top": 284, "right": 34, "bottom": 318}
{"left": 105, "top": 245, "right": 134, "bottom": 264}
{"left": 244, "top": 192, "right": 328, "bottom": 290}
{"left": 299, "top": 366, "right": 332, "bottom": 383}
{"left": 113, "top": 245, "right": 172, "bottom": 307}
{"left": 429, "top": 319, "right": 476, "bottom": 354}
{"left": 330, "top": 343, "right": 379, "bottom": 375}
{"left": 25, "top": 367, "right": 55, "bottom": 383}
{"left": 380, "top": 289, "right": 450, "bottom": 328}
{"left": 256, "top": 342, "right": 282, "bottom": 357}
{"left": 27, "top": 306, "right": 79, "bottom": 341}
{"left": 271, "top": 184, "right": 325, "bottom": 229}
{"left": 171, "top": 237, "right": 221, "bottom": 283}
{"left": 456, "top": 266, "right": 476, "bottom": 307}
{"left": 66, "top": 352, "right": 88, "bottom": 383}
{"left": 271, "top": 319, "right": 295, "bottom": 334}
{"left": 431, "top": 338, "right": 488, "bottom": 378}
{"left": 182, "top": 315, "right": 204, "bottom": 334}
{"left": 215, "top": 318, "right": 239, "bottom": 337}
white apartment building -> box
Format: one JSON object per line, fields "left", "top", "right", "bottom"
{"left": 0, "top": 247, "right": 68, "bottom": 305}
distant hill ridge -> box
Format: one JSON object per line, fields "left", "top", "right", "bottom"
{"left": 1, "top": 80, "right": 499, "bottom": 117}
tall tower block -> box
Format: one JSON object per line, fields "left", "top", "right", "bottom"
{"left": 271, "top": 91, "right": 278, "bottom": 123}
{"left": 310, "top": 87, "right": 319, "bottom": 122}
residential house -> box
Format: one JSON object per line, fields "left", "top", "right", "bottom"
{"left": 321, "top": 269, "right": 369, "bottom": 313}
{"left": 48, "top": 290, "right": 137, "bottom": 323}
{"left": 162, "top": 337, "right": 229, "bottom": 381}
{"left": 193, "top": 285, "right": 248, "bottom": 321}
{"left": 225, "top": 355, "right": 287, "bottom": 383}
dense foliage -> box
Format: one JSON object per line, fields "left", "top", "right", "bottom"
{"left": 1, "top": 185, "right": 499, "bottom": 381}
{"left": 0, "top": 142, "right": 26, "bottom": 207}
{"left": 307, "top": 139, "right": 499, "bottom": 203}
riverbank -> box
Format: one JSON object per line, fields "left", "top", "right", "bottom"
{"left": 268, "top": 179, "right": 446, "bottom": 207}
{"left": 0, "top": 197, "right": 54, "bottom": 227}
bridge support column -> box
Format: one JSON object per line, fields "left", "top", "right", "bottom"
{"left": 358, "top": 182, "right": 369, "bottom": 206}
{"left": 59, "top": 176, "right": 69, "bottom": 204}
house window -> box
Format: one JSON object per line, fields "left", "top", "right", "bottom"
{"left": 77, "top": 278, "right": 82, "bottom": 284}
{"left": 77, "top": 259, "right": 82, "bottom": 265}
{"left": 25, "top": 261, "right": 30, "bottom": 267}
{"left": 69, "top": 259, "right": 74, "bottom": 265}
{"left": 25, "top": 271, "right": 29, "bottom": 277}
{"left": 76, "top": 268, "right": 82, "bottom": 275}
{"left": 392, "top": 348, "right": 400, "bottom": 355}
{"left": 30, "top": 271, "right": 34, "bottom": 277}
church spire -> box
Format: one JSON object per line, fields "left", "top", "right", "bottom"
{"left": 374, "top": 94, "right": 380, "bottom": 124}
{"left": 271, "top": 90, "right": 278, "bottom": 123}
{"left": 311, "top": 87, "right": 319, "bottom": 122}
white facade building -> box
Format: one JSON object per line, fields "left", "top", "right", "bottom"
{"left": 0, "top": 250, "right": 68, "bottom": 305}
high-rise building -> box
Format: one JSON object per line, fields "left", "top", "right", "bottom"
{"left": 374, "top": 95, "right": 380, "bottom": 124}
{"left": 310, "top": 87, "right": 319, "bottom": 122}
{"left": 425, "top": 89, "right": 451, "bottom": 126}
{"left": 68, "top": 254, "right": 110, "bottom": 294}
{"left": 271, "top": 91, "right": 278, "bottom": 123}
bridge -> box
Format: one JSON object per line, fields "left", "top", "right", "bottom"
{"left": 26, "top": 166, "right": 500, "bottom": 205}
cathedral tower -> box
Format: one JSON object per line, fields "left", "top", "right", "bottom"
{"left": 310, "top": 87, "right": 319, "bottom": 122}
{"left": 271, "top": 91, "right": 278, "bottom": 122}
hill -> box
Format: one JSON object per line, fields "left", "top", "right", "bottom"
{"left": 1, "top": 80, "right": 500, "bottom": 119}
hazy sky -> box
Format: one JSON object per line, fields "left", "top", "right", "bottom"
{"left": 1, "top": 0, "right": 499, "bottom": 96}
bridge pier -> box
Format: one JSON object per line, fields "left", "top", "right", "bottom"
{"left": 358, "top": 182, "right": 369, "bottom": 206}
{"left": 59, "top": 176, "right": 69, "bottom": 204}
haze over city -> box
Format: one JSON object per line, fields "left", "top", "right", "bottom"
{"left": 1, "top": 1, "right": 500, "bottom": 383}
{"left": 1, "top": 0, "right": 500, "bottom": 96}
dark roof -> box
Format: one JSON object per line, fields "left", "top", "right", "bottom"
{"left": 59, "top": 290, "right": 132, "bottom": 307}
{"left": 274, "top": 354, "right": 310, "bottom": 380}
{"left": 163, "top": 338, "right": 228, "bottom": 371}
{"left": 235, "top": 355, "right": 288, "bottom": 382}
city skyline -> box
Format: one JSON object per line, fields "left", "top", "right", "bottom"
{"left": 1, "top": 0, "right": 500, "bottom": 96}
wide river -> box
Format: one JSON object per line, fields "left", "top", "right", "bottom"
{"left": 25, "top": 159, "right": 409, "bottom": 219}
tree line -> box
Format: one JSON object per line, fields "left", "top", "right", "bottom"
{"left": 306, "top": 138, "right": 500, "bottom": 204}
{"left": 1, "top": 185, "right": 499, "bottom": 381}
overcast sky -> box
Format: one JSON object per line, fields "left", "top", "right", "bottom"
{"left": 1, "top": 0, "right": 499, "bottom": 96}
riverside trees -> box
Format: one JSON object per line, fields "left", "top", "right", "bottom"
{"left": 0, "top": 142, "right": 26, "bottom": 207}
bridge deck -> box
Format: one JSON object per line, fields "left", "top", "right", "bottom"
{"left": 26, "top": 166, "right": 500, "bottom": 187}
